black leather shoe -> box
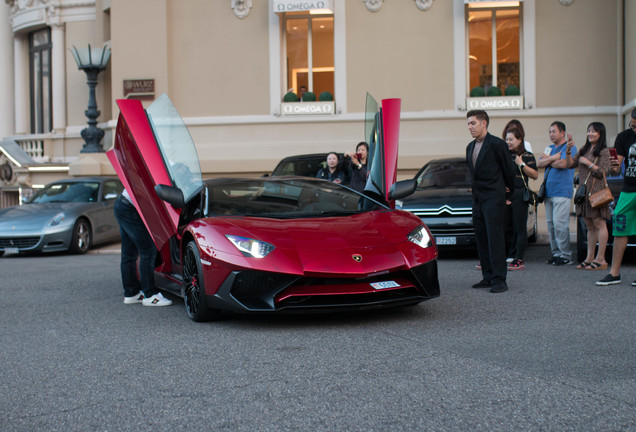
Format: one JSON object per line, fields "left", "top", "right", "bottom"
{"left": 472, "top": 280, "right": 491, "bottom": 288}
{"left": 490, "top": 282, "right": 508, "bottom": 293}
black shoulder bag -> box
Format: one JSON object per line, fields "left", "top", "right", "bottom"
{"left": 573, "top": 157, "right": 596, "bottom": 205}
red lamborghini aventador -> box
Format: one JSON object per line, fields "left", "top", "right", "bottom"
{"left": 107, "top": 93, "right": 439, "bottom": 321}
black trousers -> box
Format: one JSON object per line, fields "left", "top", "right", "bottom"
{"left": 506, "top": 188, "right": 529, "bottom": 260}
{"left": 473, "top": 195, "right": 507, "bottom": 284}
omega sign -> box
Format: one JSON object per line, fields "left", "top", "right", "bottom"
{"left": 466, "top": 96, "right": 524, "bottom": 110}
{"left": 273, "top": 0, "right": 333, "bottom": 12}
{"left": 281, "top": 102, "right": 334, "bottom": 116}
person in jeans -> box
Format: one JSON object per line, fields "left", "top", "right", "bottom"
{"left": 537, "top": 121, "right": 577, "bottom": 266}
{"left": 597, "top": 108, "right": 636, "bottom": 285}
{"left": 113, "top": 189, "right": 172, "bottom": 306}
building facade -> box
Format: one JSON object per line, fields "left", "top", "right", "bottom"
{"left": 0, "top": 0, "right": 634, "bottom": 207}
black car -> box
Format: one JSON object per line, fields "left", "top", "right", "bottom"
{"left": 575, "top": 171, "right": 636, "bottom": 262}
{"left": 270, "top": 153, "right": 328, "bottom": 178}
{"left": 397, "top": 157, "right": 538, "bottom": 248}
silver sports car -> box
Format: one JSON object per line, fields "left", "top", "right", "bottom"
{"left": 0, "top": 176, "right": 123, "bottom": 256}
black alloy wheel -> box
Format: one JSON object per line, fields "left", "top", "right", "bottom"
{"left": 69, "top": 218, "right": 91, "bottom": 254}
{"left": 183, "top": 241, "right": 216, "bottom": 322}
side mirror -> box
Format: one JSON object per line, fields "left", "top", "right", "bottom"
{"left": 155, "top": 184, "right": 185, "bottom": 208}
{"left": 389, "top": 179, "right": 416, "bottom": 201}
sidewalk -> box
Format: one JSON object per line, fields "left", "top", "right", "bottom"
{"left": 89, "top": 241, "right": 121, "bottom": 254}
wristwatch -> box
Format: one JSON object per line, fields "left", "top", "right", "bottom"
{"left": 520, "top": 162, "right": 526, "bottom": 168}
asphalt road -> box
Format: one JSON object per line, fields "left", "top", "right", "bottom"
{"left": 1, "top": 244, "right": 635, "bottom": 432}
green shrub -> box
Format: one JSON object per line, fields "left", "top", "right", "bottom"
{"left": 505, "top": 85, "right": 520, "bottom": 96}
{"left": 319, "top": 91, "right": 333, "bottom": 101}
{"left": 487, "top": 86, "right": 502, "bottom": 96}
{"left": 470, "top": 86, "right": 485, "bottom": 97}
{"left": 302, "top": 91, "right": 317, "bottom": 101}
{"left": 283, "top": 91, "right": 299, "bottom": 102}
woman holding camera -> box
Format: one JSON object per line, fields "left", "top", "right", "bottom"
{"left": 344, "top": 141, "right": 369, "bottom": 193}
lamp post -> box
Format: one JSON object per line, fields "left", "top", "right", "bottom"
{"left": 70, "top": 43, "right": 111, "bottom": 153}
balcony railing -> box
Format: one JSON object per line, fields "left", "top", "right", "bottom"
{"left": 14, "top": 136, "right": 44, "bottom": 158}
{"left": 7, "top": 133, "right": 84, "bottom": 163}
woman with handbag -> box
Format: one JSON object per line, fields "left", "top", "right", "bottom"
{"left": 565, "top": 122, "right": 611, "bottom": 270}
{"left": 504, "top": 125, "right": 538, "bottom": 270}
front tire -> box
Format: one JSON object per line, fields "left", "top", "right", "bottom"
{"left": 183, "top": 241, "right": 216, "bottom": 322}
{"left": 69, "top": 218, "right": 91, "bottom": 254}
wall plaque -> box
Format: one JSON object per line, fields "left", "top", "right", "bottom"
{"left": 123, "top": 79, "right": 155, "bottom": 98}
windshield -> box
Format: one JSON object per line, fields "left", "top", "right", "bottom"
{"left": 364, "top": 92, "right": 383, "bottom": 198}
{"left": 146, "top": 93, "right": 203, "bottom": 202}
{"left": 416, "top": 161, "right": 471, "bottom": 189}
{"left": 29, "top": 182, "right": 100, "bottom": 203}
{"left": 206, "top": 178, "right": 386, "bottom": 218}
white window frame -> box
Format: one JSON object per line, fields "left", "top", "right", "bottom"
{"left": 269, "top": 0, "right": 346, "bottom": 115}
{"left": 453, "top": 0, "right": 535, "bottom": 110}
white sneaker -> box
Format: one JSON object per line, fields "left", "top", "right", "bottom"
{"left": 124, "top": 292, "right": 144, "bottom": 304}
{"left": 142, "top": 292, "right": 173, "bottom": 307}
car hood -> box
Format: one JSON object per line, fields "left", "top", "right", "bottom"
{"left": 0, "top": 203, "right": 86, "bottom": 230}
{"left": 191, "top": 210, "right": 429, "bottom": 275}
{"left": 226, "top": 211, "right": 414, "bottom": 249}
{"left": 400, "top": 187, "right": 472, "bottom": 210}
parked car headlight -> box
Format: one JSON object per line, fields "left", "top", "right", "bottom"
{"left": 407, "top": 225, "right": 433, "bottom": 249}
{"left": 48, "top": 212, "right": 65, "bottom": 227}
{"left": 225, "top": 235, "right": 275, "bottom": 258}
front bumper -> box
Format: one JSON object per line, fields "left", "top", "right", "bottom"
{"left": 0, "top": 227, "right": 73, "bottom": 254}
{"left": 204, "top": 260, "right": 440, "bottom": 313}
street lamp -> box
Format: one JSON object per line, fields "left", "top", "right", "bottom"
{"left": 70, "top": 43, "right": 111, "bottom": 153}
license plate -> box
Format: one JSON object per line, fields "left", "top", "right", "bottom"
{"left": 4, "top": 247, "right": 19, "bottom": 254}
{"left": 435, "top": 236, "right": 457, "bottom": 245}
{"left": 370, "top": 281, "right": 401, "bottom": 290}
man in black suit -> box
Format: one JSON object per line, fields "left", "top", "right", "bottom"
{"left": 466, "top": 110, "right": 516, "bottom": 293}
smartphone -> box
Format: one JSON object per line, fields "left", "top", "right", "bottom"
{"left": 355, "top": 153, "right": 363, "bottom": 160}
{"left": 543, "top": 145, "right": 552, "bottom": 156}
{"left": 609, "top": 148, "right": 618, "bottom": 159}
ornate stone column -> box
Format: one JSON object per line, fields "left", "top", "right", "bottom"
{"left": 51, "top": 23, "right": 66, "bottom": 132}
{"left": 13, "top": 35, "right": 28, "bottom": 134}
{"left": 0, "top": 3, "right": 14, "bottom": 138}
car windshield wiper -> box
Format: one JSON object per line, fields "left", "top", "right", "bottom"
{"left": 418, "top": 183, "right": 470, "bottom": 189}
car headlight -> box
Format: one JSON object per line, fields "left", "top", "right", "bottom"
{"left": 407, "top": 225, "right": 433, "bottom": 249}
{"left": 225, "top": 235, "right": 275, "bottom": 258}
{"left": 48, "top": 212, "right": 65, "bottom": 227}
